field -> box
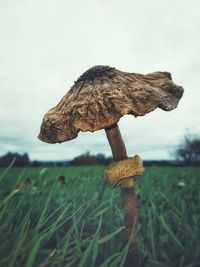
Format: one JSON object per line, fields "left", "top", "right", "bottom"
{"left": 0, "top": 164, "right": 200, "bottom": 267}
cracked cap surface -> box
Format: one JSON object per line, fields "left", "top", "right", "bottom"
{"left": 38, "top": 65, "right": 184, "bottom": 143}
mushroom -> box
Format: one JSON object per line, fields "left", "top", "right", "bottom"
{"left": 38, "top": 65, "right": 184, "bottom": 255}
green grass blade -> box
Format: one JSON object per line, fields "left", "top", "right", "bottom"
{"left": 36, "top": 181, "right": 57, "bottom": 231}
{"left": 0, "top": 169, "right": 25, "bottom": 209}
{"left": 8, "top": 212, "right": 30, "bottom": 267}
{"left": 159, "top": 215, "right": 186, "bottom": 253}
{"left": 24, "top": 235, "right": 44, "bottom": 267}
{"left": 98, "top": 227, "right": 124, "bottom": 244}
{"left": 0, "top": 158, "right": 16, "bottom": 184}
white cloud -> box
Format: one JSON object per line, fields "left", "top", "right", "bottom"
{"left": 0, "top": 0, "right": 200, "bottom": 160}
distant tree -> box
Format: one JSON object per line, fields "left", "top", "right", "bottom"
{"left": 176, "top": 134, "right": 200, "bottom": 165}
{"left": 0, "top": 152, "right": 30, "bottom": 167}
{"left": 31, "top": 160, "right": 41, "bottom": 167}
{"left": 96, "top": 153, "right": 106, "bottom": 164}
{"left": 70, "top": 152, "right": 113, "bottom": 166}
{"left": 71, "top": 152, "right": 98, "bottom": 165}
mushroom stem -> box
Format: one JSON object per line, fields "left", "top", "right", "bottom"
{"left": 105, "top": 123, "right": 127, "bottom": 161}
{"left": 105, "top": 123, "right": 138, "bottom": 252}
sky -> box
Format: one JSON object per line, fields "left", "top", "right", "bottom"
{"left": 0, "top": 0, "right": 200, "bottom": 161}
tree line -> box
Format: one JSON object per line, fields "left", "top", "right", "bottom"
{"left": 0, "top": 134, "right": 200, "bottom": 167}
{"left": 0, "top": 151, "right": 112, "bottom": 167}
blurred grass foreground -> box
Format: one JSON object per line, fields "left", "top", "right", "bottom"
{"left": 0, "top": 163, "right": 200, "bottom": 267}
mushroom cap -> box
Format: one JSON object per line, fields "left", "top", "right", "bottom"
{"left": 38, "top": 65, "right": 184, "bottom": 143}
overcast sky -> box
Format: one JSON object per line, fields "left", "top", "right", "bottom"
{"left": 0, "top": 0, "right": 200, "bottom": 161}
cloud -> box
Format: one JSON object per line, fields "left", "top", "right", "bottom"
{"left": 0, "top": 0, "right": 200, "bottom": 160}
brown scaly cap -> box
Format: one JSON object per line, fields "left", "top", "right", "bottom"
{"left": 38, "top": 65, "right": 184, "bottom": 143}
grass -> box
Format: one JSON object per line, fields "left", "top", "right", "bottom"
{"left": 0, "top": 164, "right": 200, "bottom": 267}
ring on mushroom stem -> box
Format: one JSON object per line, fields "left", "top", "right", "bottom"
{"left": 105, "top": 155, "right": 144, "bottom": 188}
{"left": 38, "top": 65, "right": 184, "bottom": 260}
